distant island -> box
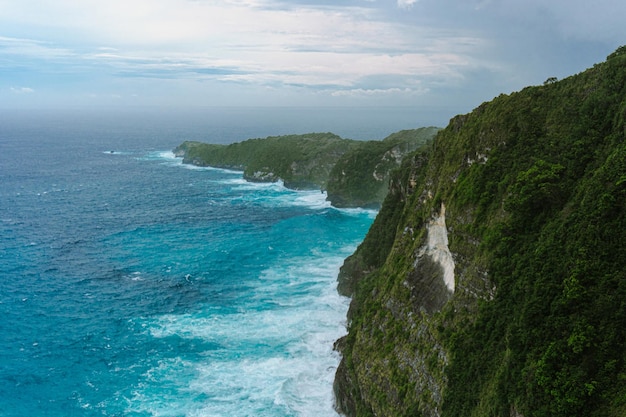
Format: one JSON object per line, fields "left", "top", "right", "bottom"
{"left": 174, "top": 127, "right": 439, "bottom": 208}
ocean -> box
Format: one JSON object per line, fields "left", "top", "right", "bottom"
{"left": 0, "top": 107, "right": 416, "bottom": 416}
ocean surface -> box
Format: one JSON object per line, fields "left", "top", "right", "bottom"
{"left": 0, "top": 108, "right": 395, "bottom": 417}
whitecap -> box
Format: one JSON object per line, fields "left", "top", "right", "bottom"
{"left": 128, "top": 272, "right": 143, "bottom": 281}
{"left": 218, "top": 177, "right": 254, "bottom": 186}
{"left": 225, "top": 178, "right": 286, "bottom": 191}
{"left": 290, "top": 190, "right": 332, "bottom": 210}
{"left": 334, "top": 205, "right": 379, "bottom": 219}
{"left": 171, "top": 160, "right": 242, "bottom": 174}
{"left": 133, "top": 246, "right": 356, "bottom": 417}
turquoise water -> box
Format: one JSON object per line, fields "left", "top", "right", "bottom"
{"left": 0, "top": 110, "right": 377, "bottom": 416}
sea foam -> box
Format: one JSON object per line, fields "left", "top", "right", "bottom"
{"left": 131, "top": 251, "right": 352, "bottom": 417}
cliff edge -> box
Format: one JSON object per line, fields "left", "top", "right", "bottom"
{"left": 334, "top": 47, "right": 626, "bottom": 417}
{"left": 174, "top": 128, "right": 438, "bottom": 208}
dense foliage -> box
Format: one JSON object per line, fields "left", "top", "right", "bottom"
{"left": 327, "top": 128, "right": 438, "bottom": 208}
{"left": 175, "top": 129, "right": 437, "bottom": 207}
{"left": 175, "top": 133, "right": 353, "bottom": 189}
{"left": 335, "top": 47, "right": 626, "bottom": 416}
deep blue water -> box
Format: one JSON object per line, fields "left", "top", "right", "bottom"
{"left": 0, "top": 109, "right": 379, "bottom": 416}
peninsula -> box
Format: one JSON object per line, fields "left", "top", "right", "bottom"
{"left": 174, "top": 128, "right": 439, "bottom": 208}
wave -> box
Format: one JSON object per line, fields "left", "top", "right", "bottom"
{"left": 218, "top": 177, "right": 271, "bottom": 188}
{"left": 147, "top": 149, "right": 376, "bottom": 215}
{"left": 290, "top": 190, "right": 332, "bottom": 210}
{"left": 146, "top": 150, "right": 244, "bottom": 175}
{"left": 130, "top": 249, "right": 353, "bottom": 417}
{"left": 335, "top": 206, "right": 379, "bottom": 219}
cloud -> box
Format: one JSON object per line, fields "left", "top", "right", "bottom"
{"left": 0, "top": 0, "right": 622, "bottom": 111}
{"left": 0, "top": 36, "right": 74, "bottom": 59}
{"left": 397, "top": 0, "right": 418, "bottom": 9}
{"left": 10, "top": 86, "right": 35, "bottom": 94}
{"left": 330, "top": 87, "right": 427, "bottom": 97}
{"left": 0, "top": 1, "right": 481, "bottom": 91}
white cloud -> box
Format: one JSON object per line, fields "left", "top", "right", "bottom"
{"left": 397, "top": 0, "right": 418, "bottom": 9}
{"left": 330, "top": 87, "right": 427, "bottom": 97}
{"left": 0, "top": 1, "right": 481, "bottom": 91}
{"left": 10, "top": 86, "right": 35, "bottom": 94}
{"left": 0, "top": 0, "right": 619, "bottom": 110}
{"left": 0, "top": 36, "right": 74, "bottom": 59}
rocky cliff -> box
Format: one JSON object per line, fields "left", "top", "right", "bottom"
{"left": 175, "top": 128, "right": 437, "bottom": 208}
{"left": 334, "top": 47, "right": 626, "bottom": 417}
{"left": 326, "top": 128, "right": 439, "bottom": 208}
{"left": 174, "top": 133, "right": 352, "bottom": 189}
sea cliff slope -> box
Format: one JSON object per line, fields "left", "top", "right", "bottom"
{"left": 334, "top": 47, "right": 626, "bottom": 417}
{"left": 175, "top": 128, "right": 437, "bottom": 208}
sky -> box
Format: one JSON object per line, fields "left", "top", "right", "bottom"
{"left": 1, "top": 0, "right": 625, "bottom": 122}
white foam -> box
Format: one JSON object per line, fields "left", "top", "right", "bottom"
{"left": 219, "top": 179, "right": 334, "bottom": 211}
{"left": 290, "top": 190, "right": 332, "bottom": 210}
{"left": 133, "top": 250, "right": 354, "bottom": 417}
{"left": 157, "top": 150, "right": 177, "bottom": 160}
{"left": 335, "top": 206, "right": 379, "bottom": 219}
{"left": 136, "top": 150, "right": 182, "bottom": 165}
{"left": 148, "top": 150, "right": 371, "bottom": 214}
{"left": 181, "top": 164, "right": 242, "bottom": 174}
{"left": 140, "top": 150, "right": 242, "bottom": 175}
{"left": 127, "top": 271, "right": 143, "bottom": 281}
{"left": 219, "top": 177, "right": 275, "bottom": 188}
{"left": 268, "top": 188, "right": 333, "bottom": 211}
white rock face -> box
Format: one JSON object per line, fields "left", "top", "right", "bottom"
{"left": 420, "top": 203, "right": 455, "bottom": 292}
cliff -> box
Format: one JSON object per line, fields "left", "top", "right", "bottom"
{"left": 174, "top": 132, "right": 352, "bottom": 189}
{"left": 175, "top": 128, "right": 437, "bottom": 208}
{"left": 327, "top": 128, "right": 439, "bottom": 208}
{"left": 334, "top": 47, "right": 626, "bottom": 416}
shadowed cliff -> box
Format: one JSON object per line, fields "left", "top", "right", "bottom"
{"left": 334, "top": 46, "right": 626, "bottom": 417}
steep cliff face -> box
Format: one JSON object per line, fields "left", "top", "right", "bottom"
{"left": 335, "top": 47, "right": 626, "bottom": 417}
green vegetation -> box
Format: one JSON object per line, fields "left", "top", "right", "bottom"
{"left": 327, "top": 127, "right": 438, "bottom": 208}
{"left": 335, "top": 47, "right": 626, "bottom": 416}
{"left": 175, "top": 129, "right": 437, "bottom": 208}
{"left": 175, "top": 132, "right": 353, "bottom": 189}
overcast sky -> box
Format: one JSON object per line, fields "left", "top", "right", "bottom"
{"left": 1, "top": 0, "right": 625, "bottom": 119}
